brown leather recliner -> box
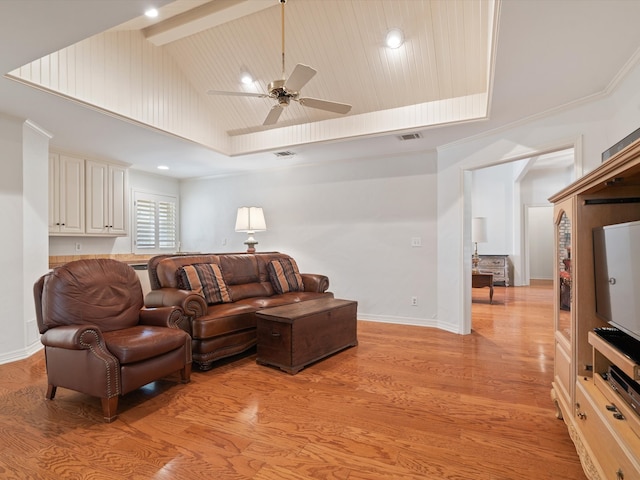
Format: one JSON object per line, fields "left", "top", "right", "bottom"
{"left": 33, "top": 259, "right": 192, "bottom": 422}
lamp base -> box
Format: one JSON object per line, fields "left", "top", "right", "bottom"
{"left": 472, "top": 243, "right": 480, "bottom": 273}
{"left": 472, "top": 255, "right": 480, "bottom": 274}
{"left": 244, "top": 234, "right": 258, "bottom": 253}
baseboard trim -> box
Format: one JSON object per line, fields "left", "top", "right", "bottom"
{"left": 0, "top": 343, "right": 43, "bottom": 366}
{"left": 357, "top": 314, "right": 462, "bottom": 334}
{"left": 530, "top": 279, "right": 553, "bottom": 286}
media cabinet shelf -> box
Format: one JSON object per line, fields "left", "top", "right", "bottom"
{"left": 589, "top": 331, "right": 640, "bottom": 382}
{"left": 550, "top": 136, "right": 640, "bottom": 480}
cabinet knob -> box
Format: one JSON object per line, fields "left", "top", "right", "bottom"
{"left": 616, "top": 468, "right": 624, "bottom": 480}
{"left": 576, "top": 411, "right": 587, "bottom": 420}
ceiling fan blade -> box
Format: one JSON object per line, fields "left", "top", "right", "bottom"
{"left": 263, "top": 105, "right": 284, "bottom": 125}
{"left": 284, "top": 64, "right": 317, "bottom": 93}
{"left": 297, "top": 97, "right": 352, "bottom": 115}
{"left": 207, "top": 90, "right": 268, "bottom": 98}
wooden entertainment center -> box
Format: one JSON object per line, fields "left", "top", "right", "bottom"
{"left": 550, "top": 139, "right": 640, "bottom": 480}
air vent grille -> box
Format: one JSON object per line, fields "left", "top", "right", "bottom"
{"left": 398, "top": 133, "right": 422, "bottom": 141}
{"left": 274, "top": 151, "right": 296, "bottom": 157}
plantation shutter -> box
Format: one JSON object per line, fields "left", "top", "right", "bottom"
{"left": 158, "top": 201, "right": 176, "bottom": 249}
{"left": 134, "top": 191, "right": 178, "bottom": 253}
{"left": 135, "top": 199, "right": 156, "bottom": 249}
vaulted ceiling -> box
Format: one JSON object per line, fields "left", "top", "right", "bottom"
{"left": 1, "top": 0, "right": 640, "bottom": 178}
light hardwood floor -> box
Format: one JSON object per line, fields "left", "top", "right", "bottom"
{"left": 0, "top": 285, "right": 585, "bottom": 479}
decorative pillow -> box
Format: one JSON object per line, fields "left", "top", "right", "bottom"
{"left": 177, "top": 263, "right": 231, "bottom": 305}
{"left": 268, "top": 258, "right": 304, "bottom": 294}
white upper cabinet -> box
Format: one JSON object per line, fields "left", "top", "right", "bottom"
{"left": 85, "top": 160, "right": 128, "bottom": 236}
{"left": 49, "top": 153, "right": 85, "bottom": 235}
{"left": 49, "top": 153, "right": 128, "bottom": 237}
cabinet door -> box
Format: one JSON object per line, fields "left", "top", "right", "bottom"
{"left": 553, "top": 201, "right": 574, "bottom": 418}
{"left": 58, "top": 155, "right": 85, "bottom": 234}
{"left": 85, "top": 160, "right": 109, "bottom": 234}
{"left": 85, "top": 160, "right": 128, "bottom": 236}
{"left": 48, "top": 154, "right": 60, "bottom": 233}
{"left": 108, "top": 164, "right": 128, "bottom": 235}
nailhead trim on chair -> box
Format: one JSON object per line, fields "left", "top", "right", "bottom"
{"left": 80, "top": 329, "right": 120, "bottom": 398}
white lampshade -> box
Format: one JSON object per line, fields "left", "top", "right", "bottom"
{"left": 472, "top": 217, "right": 488, "bottom": 243}
{"left": 235, "top": 207, "right": 266, "bottom": 233}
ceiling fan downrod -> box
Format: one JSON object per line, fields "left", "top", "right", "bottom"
{"left": 280, "top": 0, "right": 286, "bottom": 79}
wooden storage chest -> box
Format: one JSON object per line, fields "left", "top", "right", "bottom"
{"left": 256, "top": 298, "right": 358, "bottom": 374}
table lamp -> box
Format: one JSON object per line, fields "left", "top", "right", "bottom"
{"left": 235, "top": 207, "right": 266, "bottom": 253}
{"left": 472, "top": 217, "right": 487, "bottom": 273}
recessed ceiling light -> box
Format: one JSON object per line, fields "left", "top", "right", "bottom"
{"left": 240, "top": 72, "right": 253, "bottom": 85}
{"left": 157, "top": 165, "right": 169, "bottom": 170}
{"left": 145, "top": 8, "right": 159, "bottom": 18}
{"left": 385, "top": 28, "right": 404, "bottom": 49}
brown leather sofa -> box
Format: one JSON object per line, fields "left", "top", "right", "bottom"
{"left": 34, "top": 259, "right": 192, "bottom": 422}
{"left": 144, "top": 252, "right": 333, "bottom": 370}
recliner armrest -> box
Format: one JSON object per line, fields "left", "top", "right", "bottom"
{"left": 41, "top": 324, "right": 103, "bottom": 350}
{"left": 139, "top": 306, "right": 188, "bottom": 330}
{"left": 144, "top": 288, "right": 207, "bottom": 318}
{"left": 301, "top": 273, "right": 330, "bottom": 293}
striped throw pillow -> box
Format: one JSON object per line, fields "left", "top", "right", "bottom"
{"left": 177, "top": 263, "right": 231, "bottom": 305}
{"left": 268, "top": 258, "right": 304, "bottom": 294}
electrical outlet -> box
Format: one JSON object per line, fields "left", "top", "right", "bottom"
{"left": 411, "top": 296, "right": 418, "bottom": 306}
{"left": 74, "top": 242, "right": 81, "bottom": 252}
{"left": 411, "top": 237, "right": 422, "bottom": 247}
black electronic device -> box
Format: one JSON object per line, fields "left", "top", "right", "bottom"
{"left": 593, "top": 327, "right": 640, "bottom": 364}
{"left": 604, "top": 364, "right": 640, "bottom": 416}
{"left": 602, "top": 126, "right": 640, "bottom": 162}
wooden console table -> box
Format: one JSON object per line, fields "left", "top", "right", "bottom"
{"left": 472, "top": 273, "right": 494, "bottom": 304}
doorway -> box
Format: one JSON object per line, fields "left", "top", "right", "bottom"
{"left": 525, "top": 205, "right": 554, "bottom": 284}
{"left": 469, "top": 147, "right": 575, "bottom": 314}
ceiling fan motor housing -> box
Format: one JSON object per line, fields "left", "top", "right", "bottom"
{"left": 268, "top": 79, "right": 294, "bottom": 106}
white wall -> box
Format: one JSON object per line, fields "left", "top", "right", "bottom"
{"left": 471, "top": 163, "right": 515, "bottom": 255}
{"left": 0, "top": 114, "right": 50, "bottom": 363}
{"left": 527, "top": 205, "right": 554, "bottom": 280}
{"left": 49, "top": 168, "right": 180, "bottom": 255}
{"left": 180, "top": 153, "right": 440, "bottom": 326}
{"left": 437, "top": 59, "right": 640, "bottom": 334}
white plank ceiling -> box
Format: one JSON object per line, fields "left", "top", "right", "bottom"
{"left": 2, "top": 0, "right": 640, "bottom": 178}
{"left": 8, "top": 0, "right": 495, "bottom": 156}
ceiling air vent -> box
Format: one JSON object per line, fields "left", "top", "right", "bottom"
{"left": 274, "top": 151, "right": 296, "bottom": 157}
{"left": 398, "top": 133, "right": 422, "bottom": 141}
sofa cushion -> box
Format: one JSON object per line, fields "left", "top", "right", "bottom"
{"left": 192, "top": 303, "right": 257, "bottom": 339}
{"left": 177, "top": 264, "right": 232, "bottom": 305}
{"left": 267, "top": 258, "right": 304, "bottom": 294}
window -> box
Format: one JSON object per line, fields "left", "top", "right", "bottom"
{"left": 133, "top": 191, "right": 178, "bottom": 253}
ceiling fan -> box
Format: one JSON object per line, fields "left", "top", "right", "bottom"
{"left": 206, "top": 0, "right": 352, "bottom": 126}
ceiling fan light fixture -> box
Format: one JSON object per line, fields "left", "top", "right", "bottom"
{"left": 385, "top": 28, "right": 404, "bottom": 49}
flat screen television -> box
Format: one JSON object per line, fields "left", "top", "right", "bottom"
{"left": 593, "top": 220, "right": 640, "bottom": 342}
